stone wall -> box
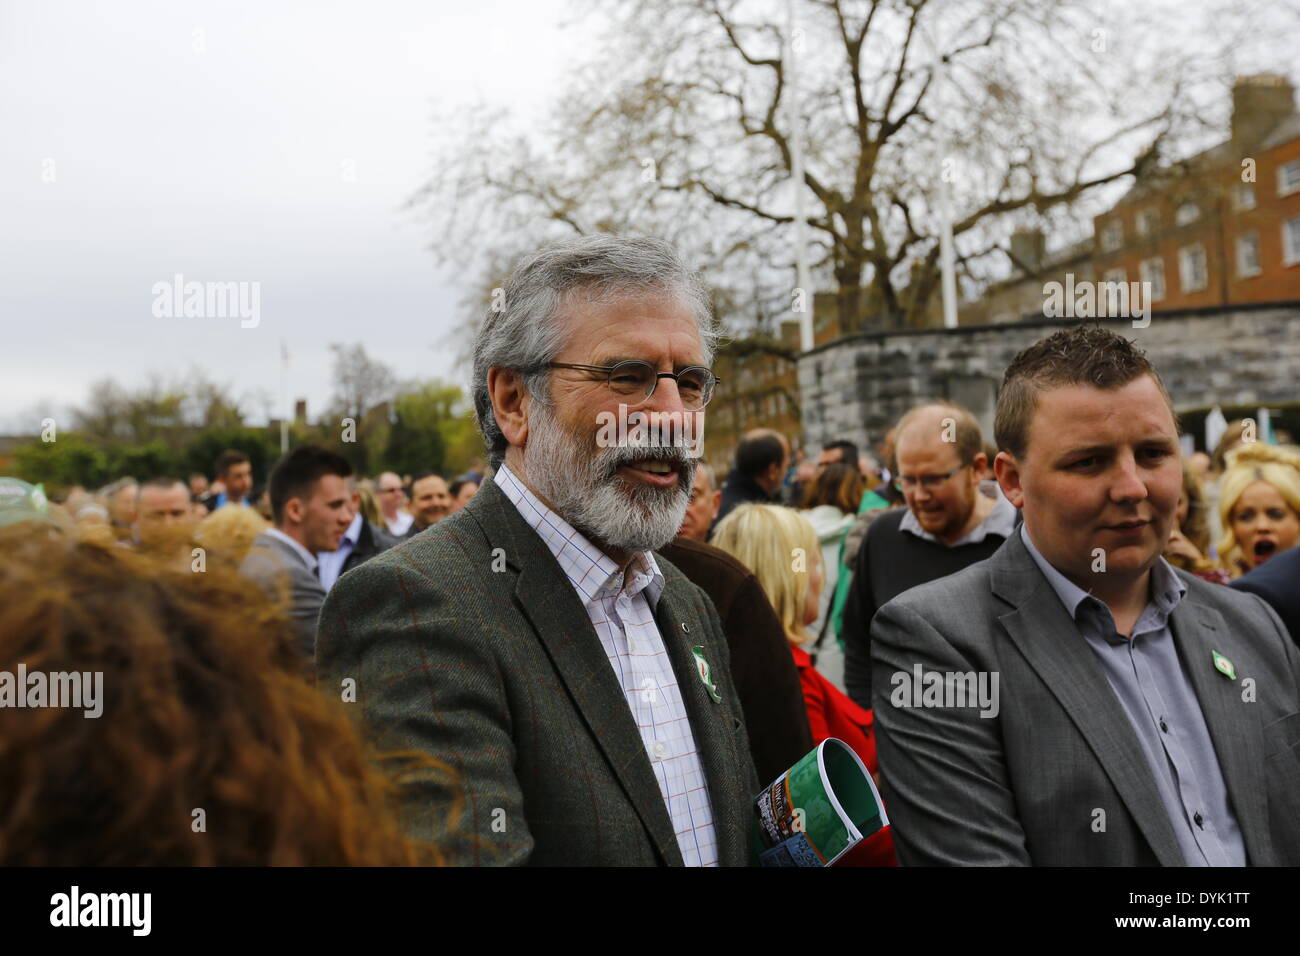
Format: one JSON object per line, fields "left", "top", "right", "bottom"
{"left": 797, "top": 301, "right": 1300, "bottom": 454}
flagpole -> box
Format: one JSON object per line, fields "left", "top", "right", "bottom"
{"left": 279, "top": 339, "right": 289, "bottom": 453}
{"left": 786, "top": 0, "right": 813, "bottom": 351}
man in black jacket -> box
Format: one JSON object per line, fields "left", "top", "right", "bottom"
{"left": 713, "top": 429, "right": 788, "bottom": 529}
{"left": 315, "top": 479, "right": 398, "bottom": 591}
{"left": 842, "top": 403, "right": 1016, "bottom": 708}
{"left": 1232, "top": 544, "right": 1300, "bottom": 646}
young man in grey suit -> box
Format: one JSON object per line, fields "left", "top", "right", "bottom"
{"left": 318, "top": 236, "right": 760, "bottom": 866}
{"left": 241, "top": 445, "right": 355, "bottom": 659}
{"left": 872, "top": 325, "right": 1300, "bottom": 866}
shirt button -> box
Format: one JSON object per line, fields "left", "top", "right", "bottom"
{"left": 1194, "top": 812, "right": 1204, "bottom": 829}
{"left": 627, "top": 638, "right": 637, "bottom": 654}
{"left": 1159, "top": 719, "right": 1168, "bottom": 733}
{"left": 653, "top": 742, "right": 667, "bottom": 760}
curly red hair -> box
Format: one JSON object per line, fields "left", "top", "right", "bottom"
{"left": 0, "top": 525, "right": 456, "bottom": 865}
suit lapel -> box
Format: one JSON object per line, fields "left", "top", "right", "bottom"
{"left": 467, "top": 480, "right": 685, "bottom": 865}
{"left": 1169, "top": 596, "right": 1272, "bottom": 865}
{"left": 992, "top": 535, "right": 1185, "bottom": 865}
{"left": 653, "top": 583, "right": 744, "bottom": 865}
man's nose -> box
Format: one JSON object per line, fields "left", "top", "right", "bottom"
{"left": 1109, "top": 453, "right": 1148, "bottom": 502}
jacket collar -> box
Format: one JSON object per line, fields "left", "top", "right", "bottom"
{"left": 463, "top": 477, "right": 716, "bottom": 865}
{"left": 987, "top": 530, "right": 1273, "bottom": 864}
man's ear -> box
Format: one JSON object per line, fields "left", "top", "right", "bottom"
{"left": 994, "top": 451, "right": 1025, "bottom": 509}
{"left": 487, "top": 367, "right": 530, "bottom": 450}
{"left": 764, "top": 460, "right": 783, "bottom": 491}
{"left": 283, "top": 496, "right": 305, "bottom": 526}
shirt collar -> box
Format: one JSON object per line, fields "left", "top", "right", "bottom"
{"left": 900, "top": 492, "right": 1018, "bottom": 546}
{"left": 494, "top": 462, "right": 665, "bottom": 610}
{"left": 265, "top": 527, "right": 318, "bottom": 573}
{"left": 341, "top": 512, "right": 362, "bottom": 547}
{"left": 1019, "top": 522, "right": 1186, "bottom": 624}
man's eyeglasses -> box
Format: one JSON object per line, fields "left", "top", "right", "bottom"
{"left": 894, "top": 463, "right": 969, "bottom": 492}
{"left": 544, "top": 360, "right": 720, "bottom": 409}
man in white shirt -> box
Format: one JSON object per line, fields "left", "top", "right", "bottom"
{"left": 376, "top": 471, "right": 413, "bottom": 537}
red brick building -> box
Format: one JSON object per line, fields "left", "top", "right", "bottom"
{"left": 1091, "top": 74, "right": 1300, "bottom": 312}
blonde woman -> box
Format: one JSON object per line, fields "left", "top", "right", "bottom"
{"left": 1216, "top": 444, "right": 1300, "bottom": 578}
{"left": 1165, "top": 458, "right": 1230, "bottom": 584}
{"left": 712, "top": 503, "right": 894, "bottom": 866}
{"left": 194, "top": 502, "right": 271, "bottom": 570}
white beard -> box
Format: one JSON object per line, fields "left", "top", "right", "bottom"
{"left": 523, "top": 400, "right": 695, "bottom": 554}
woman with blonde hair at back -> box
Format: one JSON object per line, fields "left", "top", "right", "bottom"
{"left": 1215, "top": 443, "right": 1300, "bottom": 578}
{"left": 712, "top": 503, "right": 894, "bottom": 866}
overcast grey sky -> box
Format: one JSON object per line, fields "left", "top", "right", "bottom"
{"left": 0, "top": 0, "right": 579, "bottom": 432}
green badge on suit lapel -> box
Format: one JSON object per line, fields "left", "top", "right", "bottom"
{"left": 691, "top": 645, "right": 722, "bottom": 703}
{"left": 1212, "top": 650, "right": 1236, "bottom": 680}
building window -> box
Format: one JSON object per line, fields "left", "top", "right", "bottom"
{"left": 1234, "top": 183, "right": 1256, "bottom": 211}
{"left": 1237, "top": 233, "right": 1261, "bottom": 277}
{"left": 1136, "top": 209, "right": 1160, "bottom": 236}
{"left": 1175, "top": 202, "right": 1200, "bottom": 226}
{"left": 1284, "top": 217, "right": 1300, "bottom": 266}
{"left": 1139, "top": 257, "right": 1166, "bottom": 301}
{"left": 1103, "top": 267, "right": 1127, "bottom": 285}
{"left": 1179, "top": 244, "right": 1208, "bottom": 292}
{"left": 1101, "top": 220, "right": 1124, "bottom": 252}
{"left": 1280, "top": 160, "right": 1300, "bottom": 197}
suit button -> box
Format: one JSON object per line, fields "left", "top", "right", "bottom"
{"left": 681, "top": 622, "right": 691, "bottom": 634}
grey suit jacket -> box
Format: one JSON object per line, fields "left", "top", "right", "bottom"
{"left": 871, "top": 529, "right": 1300, "bottom": 866}
{"left": 316, "top": 478, "right": 760, "bottom": 866}
{"left": 240, "top": 530, "right": 325, "bottom": 659}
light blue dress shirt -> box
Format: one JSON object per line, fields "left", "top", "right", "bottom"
{"left": 1020, "top": 523, "right": 1246, "bottom": 866}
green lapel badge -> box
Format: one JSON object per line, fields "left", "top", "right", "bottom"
{"left": 691, "top": 645, "right": 723, "bottom": 703}
{"left": 1212, "top": 650, "right": 1237, "bottom": 680}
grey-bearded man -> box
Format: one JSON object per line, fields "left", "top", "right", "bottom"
{"left": 317, "top": 235, "right": 759, "bottom": 866}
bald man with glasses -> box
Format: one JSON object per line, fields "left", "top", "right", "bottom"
{"left": 840, "top": 402, "right": 1017, "bottom": 710}
{"left": 375, "top": 471, "right": 413, "bottom": 537}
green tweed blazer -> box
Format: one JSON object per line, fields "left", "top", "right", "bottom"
{"left": 317, "top": 477, "right": 760, "bottom": 865}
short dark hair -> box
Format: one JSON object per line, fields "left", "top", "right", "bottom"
{"left": 214, "top": 450, "right": 251, "bottom": 479}
{"left": 734, "top": 432, "right": 786, "bottom": 481}
{"left": 448, "top": 478, "right": 478, "bottom": 498}
{"left": 995, "top": 325, "right": 1176, "bottom": 460}
{"left": 135, "top": 476, "right": 187, "bottom": 505}
{"left": 822, "top": 440, "right": 860, "bottom": 467}
{"left": 268, "top": 446, "right": 353, "bottom": 524}
{"left": 410, "top": 471, "right": 445, "bottom": 489}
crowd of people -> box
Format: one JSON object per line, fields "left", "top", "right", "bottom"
{"left": 1, "top": 234, "right": 1298, "bottom": 866}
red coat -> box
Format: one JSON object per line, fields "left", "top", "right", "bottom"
{"left": 791, "top": 644, "right": 896, "bottom": 866}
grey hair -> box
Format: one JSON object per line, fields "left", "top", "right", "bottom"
{"left": 472, "top": 234, "right": 718, "bottom": 471}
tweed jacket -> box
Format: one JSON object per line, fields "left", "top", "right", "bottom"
{"left": 317, "top": 477, "right": 760, "bottom": 865}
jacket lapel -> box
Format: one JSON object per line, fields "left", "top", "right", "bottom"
{"left": 1169, "top": 596, "right": 1272, "bottom": 865}
{"left": 652, "top": 583, "right": 745, "bottom": 865}
{"left": 991, "top": 533, "right": 1185, "bottom": 865}
{"left": 466, "top": 480, "right": 685, "bottom": 865}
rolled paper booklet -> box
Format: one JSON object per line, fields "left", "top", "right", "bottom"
{"left": 752, "top": 737, "right": 888, "bottom": 867}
